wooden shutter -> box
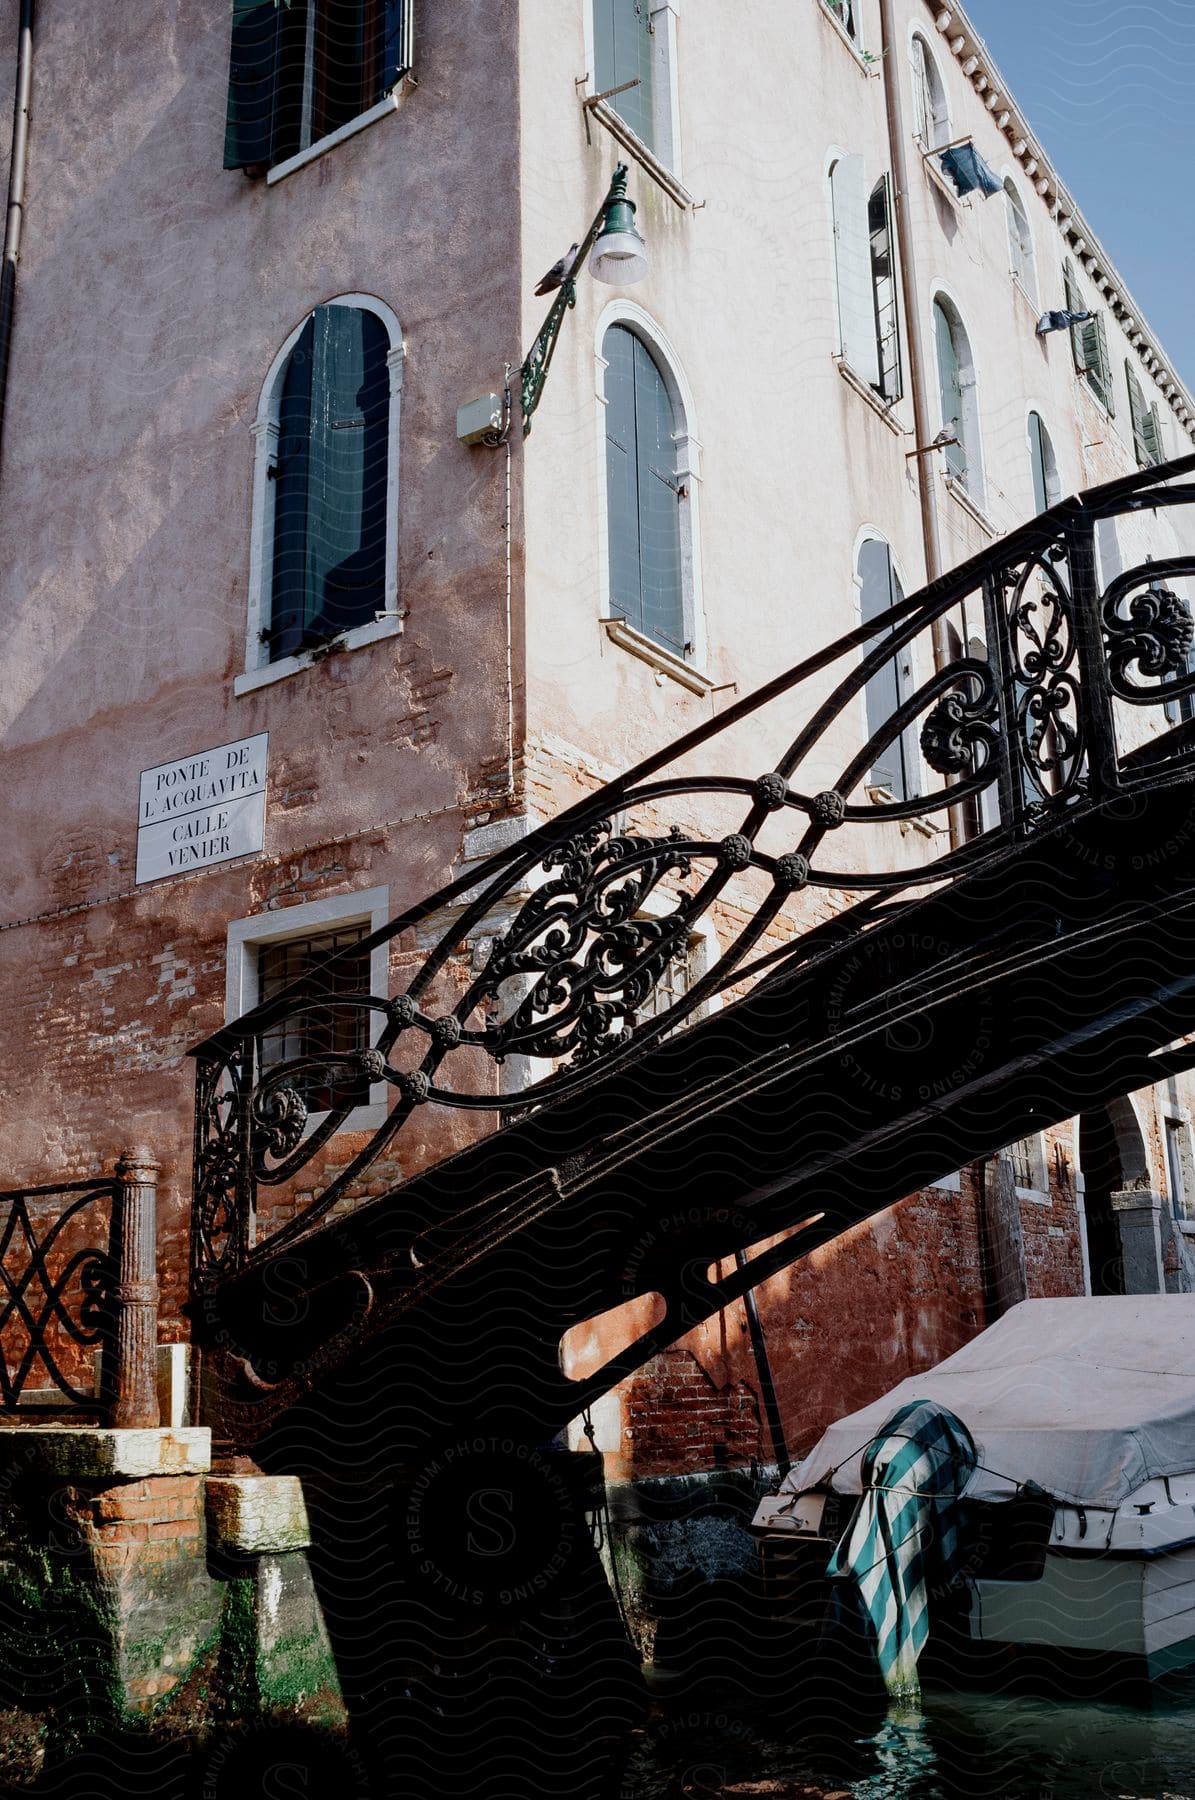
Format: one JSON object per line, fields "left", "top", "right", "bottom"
{"left": 868, "top": 176, "right": 901, "bottom": 402}
{"left": 224, "top": 0, "right": 283, "bottom": 169}
{"left": 603, "top": 326, "right": 683, "bottom": 655}
{"left": 305, "top": 305, "right": 390, "bottom": 643}
{"left": 632, "top": 335, "right": 684, "bottom": 655}
{"left": 1143, "top": 401, "right": 1164, "bottom": 466}
{"left": 270, "top": 307, "right": 389, "bottom": 659}
{"left": 832, "top": 157, "right": 880, "bottom": 389}
{"left": 594, "top": 0, "right": 654, "bottom": 147}
{"left": 933, "top": 302, "right": 966, "bottom": 485}
{"left": 1063, "top": 261, "right": 1085, "bottom": 375}
{"left": 1028, "top": 412, "right": 1049, "bottom": 516}
{"left": 910, "top": 36, "right": 929, "bottom": 141}
{"left": 381, "top": 0, "right": 415, "bottom": 92}
{"left": 270, "top": 314, "right": 316, "bottom": 659}
{"left": 859, "top": 540, "right": 913, "bottom": 800}
{"left": 316, "top": 0, "right": 371, "bottom": 137}
{"left": 1127, "top": 363, "right": 1151, "bottom": 466}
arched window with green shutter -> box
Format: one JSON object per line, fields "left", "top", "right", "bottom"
{"left": 603, "top": 323, "right": 686, "bottom": 658}
{"left": 933, "top": 295, "right": 984, "bottom": 505}
{"left": 269, "top": 303, "right": 391, "bottom": 661}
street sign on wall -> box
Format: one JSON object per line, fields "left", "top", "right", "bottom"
{"left": 136, "top": 733, "right": 268, "bottom": 884}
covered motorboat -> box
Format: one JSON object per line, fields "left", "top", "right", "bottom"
{"left": 753, "top": 1297, "right": 1195, "bottom": 1683}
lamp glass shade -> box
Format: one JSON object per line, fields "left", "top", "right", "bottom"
{"left": 589, "top": 227, "right": 649, "bottom": 286}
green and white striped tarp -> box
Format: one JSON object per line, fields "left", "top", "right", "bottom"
{"left": 826, "top": 1398, "right": 977, "bottom": 1700}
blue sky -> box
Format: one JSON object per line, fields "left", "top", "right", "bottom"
{"left": 963, "top": 0, "right": 1195, "bottom": 391}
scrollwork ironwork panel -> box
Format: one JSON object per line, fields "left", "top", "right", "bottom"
{"left": 190, "top": 456, "right": 1195, "bottom": 1280}
{"left": 0, "top": 1183, "right": 116, "bottom": 1408}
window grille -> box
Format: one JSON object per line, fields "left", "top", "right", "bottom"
{"left": 257, "top": 923, "right": 373, "bottom": 1113}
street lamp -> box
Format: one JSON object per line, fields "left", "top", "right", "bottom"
{"left": 519, "top": 164, "right": 648, "bottom": 436}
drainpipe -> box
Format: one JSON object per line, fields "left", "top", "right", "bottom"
{"left": 877, "top": 0, "right": 945, "bottom": 623}
{"left": 878, "top": 0, "right": 960, "bottom": 859}
{"left": 0, "top": 0, "right": 34, "bottom": 473}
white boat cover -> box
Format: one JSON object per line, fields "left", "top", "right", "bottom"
{"left": 792, "top": 1296, "right": 1195, "bottom": 1509}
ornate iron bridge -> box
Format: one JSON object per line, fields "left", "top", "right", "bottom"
{"left": 191, "top": 453, "right": 1195, "bottom": 1293}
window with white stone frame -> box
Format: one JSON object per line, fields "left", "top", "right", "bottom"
{"left": 225, "top": 886, "right": 391, "bottom": 1134}
{"left": 237, "top": 294, "right": 405, "bottom": 697}
{"left": 1165, "top": 1113, "right": 1195, "bottom": 1222}
{"left": 1003, "top": 1131, "right": 1049, "bottom": 1198}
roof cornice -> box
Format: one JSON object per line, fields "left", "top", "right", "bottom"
{"left": 923, "top": 3, "right": 1195, "bottom": 439}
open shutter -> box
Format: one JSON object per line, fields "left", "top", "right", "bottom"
{"left": 632, "top": 336, "right": 684, "bottom": 656}
{"left": 832, "top": 156, "right": 880, "bottom": 388}
{"left": 933, "top": 302, "right": 966, "bottom": 485}
{"left": 860, "top": 541, "right": 912, "bottom": 800}
{"left": 594, "top": 0, "right": 654, "bottom": 146}
{"left": 305, "top": 305, "right": 389, "bottom": 644}
{"left": 270, "top": 314, "right": 316, "bottom": 659}
{"left": 604, "top": 327, "right": 644, "bottom": 635}
{"left": 1143, "top": 401, "right": 1164, "bottom": 466}
{"left": 1028, "top": 412, "right": 1049, "bottom": 516}
{"left": 1093, "top": 311, "right": 1113, "bottom": 413}
{"left": 1127, "top": 363, "right": 1151, "bottom": 466}
{"left": 224, "top": 0, "right": 283, "bottom": 169}
{"left": 1063, "top": 261, "right": 1085, "bottom": 375}
{"left": 868, "top": 175, "right": 901, "bottom": 402}
{"left": 910, "top": 36, "right": 929, "bottom": 141}
{"left": 381, "top": 0, "right": 415, "bottom": 93}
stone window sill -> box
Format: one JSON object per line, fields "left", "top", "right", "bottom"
{"left": 266, "top": 87, "right": 407, "bottom": 186}
{"left": 818, "top": 3, "right": 878, "bottom": 74}
{"left": 601, "top": 615, "right": 714, "bottom": 695}
{"left": 864, "top": 783, "right": 947, "bottom": 838}
{"left": 584, "top": 97, "right": 694, "bottom": 209}
{"left": 834, "top": 356, "right": 909, "bottom": 436}
{"left": 235, "top": 613, "right": 403, "bottom": 696}
{"left": 943, "top": 472, "right": 998, "bottom": 536}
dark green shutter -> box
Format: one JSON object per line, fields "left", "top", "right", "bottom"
{"left": 1143, "top": 401, "right": 1163, "bottom": 466}
{"left": 603, "top": 325, "right": 683, "bottom": 656}
{"left": 381, "top": 0, "right": 415, "bottom": 91}
{"left": 270, "top": 306, "right": 389, "bottom": 661}
{"left": 593, "top": 0, "right": 654, "bottom": 148}
{"left": 224, "top": 0, "right": 283, "bottom": 169}
{"left": 1127, "top": 362, "right": 1151, "bottom": 466}
{"left": 271, "top": 314, "right": 316, "bottom": 659}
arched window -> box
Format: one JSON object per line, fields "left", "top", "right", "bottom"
{"left": 933, "top": 296, "right": 983, "bottom": 505}
{"left": 1004, "top": 179, "right": 1038, "bottom": 306}
{"left": 858, "top": 537, "right": 918, "bottom": 803}
{"left": 910, "top": 34, "right": 949, "bottom": 148}
{"left": 602, "top": 322, "right": 687, "bottom": 657}
{"left": 242, "top": 297, "right": 404, "bottom": 684}
{"left": 1028, "top": 411, "right": 1060, "bottom": 515}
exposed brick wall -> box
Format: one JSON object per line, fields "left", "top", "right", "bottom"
{"left": 624, "top": 1350, "right": 763, "bottom": 1477}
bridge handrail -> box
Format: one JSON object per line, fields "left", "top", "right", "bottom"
{"left": 189, "top": 454, "right": 1195, "bottom": 1280}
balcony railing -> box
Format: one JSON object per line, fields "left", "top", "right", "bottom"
{"left": 190, "top": 454, "right": 1195, "bottom": 1287}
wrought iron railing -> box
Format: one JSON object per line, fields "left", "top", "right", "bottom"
{"left": 0, "top": 1153, "right": 160, "bottom": 1425}
{"left": 191, "top": 455, "right": 1195, "bottom": 1284}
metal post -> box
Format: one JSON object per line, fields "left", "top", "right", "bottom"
{"left": 734, "top": 1250, "right": 790, "bottom": 1479}
{"left": 109, "top": 1148, "right": 160, "bottom": 1429}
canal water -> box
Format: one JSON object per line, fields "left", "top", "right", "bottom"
{"left": 621, "top": 1676, "right": 1195, "bottom": 1798}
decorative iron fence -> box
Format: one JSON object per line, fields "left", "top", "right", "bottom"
{"left": 191, "top": 455, "right": 1195, "bottom": 1285}
{"left": 0, "top": 1152, "right": 160, "bottom": 1426}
